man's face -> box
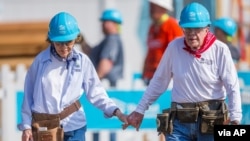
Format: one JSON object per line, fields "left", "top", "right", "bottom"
{"left": 149, "top": 3, "right": 167, "bottom": 22}
{"left": 214, "top": 27, "right": 225, "bottom": 41}
{"left": 182, "top": 27, "right": 209, "bottom": 50}
{"left": 102, "top": 20, "right": 118, "bottom": 34}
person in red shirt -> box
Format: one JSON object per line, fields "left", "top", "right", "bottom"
{"left": 142, "top": 0, "right": 183, "bottom": 85}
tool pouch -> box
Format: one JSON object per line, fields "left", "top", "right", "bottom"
{"left": 176, "top": 107, "right": 199, "bottom": 123}
{"left": 200, "top": 101, "right": 228, "bottom": 134}
{"left": 200, "top": 110, "right": 224, "bottom": 134}
{"left": 156, "top": 108, "right": 171, "bottom": 135}
{"left": 32, "top": 113, "right": 64, "bottom": 141}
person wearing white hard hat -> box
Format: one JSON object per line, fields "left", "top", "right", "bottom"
{"left": 149, "top": 0, "right": 174, "bottom": 11}
{"left": 142, "top": 0, "right": 183, "bottom": 85}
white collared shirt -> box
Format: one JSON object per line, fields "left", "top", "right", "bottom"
{"left": 18, "top": 46, "right": 118, "bottom": 132}
{"left": 136, "top": 37, "right": 242, "bottom": 122}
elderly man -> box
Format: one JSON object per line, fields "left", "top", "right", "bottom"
{"left": 124, "top": 2, "right": 242, "bottom": 141}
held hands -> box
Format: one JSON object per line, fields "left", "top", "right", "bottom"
{"left": 122, "top": 111, "right": 144, "bottom": 131}
{"left": 114, "top": 109, "right": 128, "bottom": 125}
{"left": 22, "top": 129, "right": 33, "bottom": 141}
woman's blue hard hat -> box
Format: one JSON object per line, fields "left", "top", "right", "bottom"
{"left": 48, "top": 12, "right": 80, "bottom": 42}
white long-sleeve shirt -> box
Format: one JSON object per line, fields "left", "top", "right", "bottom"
{"left": 18, "top": 46, "right": 118, "bottom": 132}
{"left": 136, "top": 37, "right": 242, "bottom": 122}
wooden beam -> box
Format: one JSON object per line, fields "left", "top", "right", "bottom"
{"left": 0, "top": 21, "right": 48, "bottom": 32}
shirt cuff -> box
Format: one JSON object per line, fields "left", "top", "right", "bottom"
{"left": 104, "top": 107, "right": 119, "bottom": 118}
{"left": 17, "top": 123, "right": 31, "bottom": 131}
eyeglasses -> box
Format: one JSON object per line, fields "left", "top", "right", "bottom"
{"left": 183, "top": 27, "right": 208, "bottom": 34}
{"left": 54, "top": 40, "right": 75, "bottom": 46}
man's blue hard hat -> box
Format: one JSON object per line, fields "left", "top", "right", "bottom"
{"left": 100, "top": 9, "right": 123, "bottom": 24}
{"left": 213, "top": 17, "right": 237, "bottom": 36}
{"left": 179, "top": 2, "right": 211, "bottom": 28}
{"left": 48, "top": 12, "right": 80, "bottom": 42}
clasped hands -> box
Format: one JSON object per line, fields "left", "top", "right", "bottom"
{"left": 120, "top": 111, "right": 144, "bottom": 131}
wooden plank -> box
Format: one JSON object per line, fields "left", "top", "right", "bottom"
{"left": 0, "top": 21, "right": 49, "bottom": 32}
{"left": 0, "top": 32, "right": 48, "bottom": 46}
{"left": 0, "top": 21, "right": 49, "bottom": 57}
{"left": 0, "top": 44, "right": 48, "bottom": 57}
{"left": 0, "top": 21, "right": 49, "bottom": 69}
{"left": 0, "top": 30, "right": 48, "bottom": 45}
{"left": 0, "top": 57, "right": 35, "bottom": 70}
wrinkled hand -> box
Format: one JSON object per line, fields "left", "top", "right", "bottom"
{"left": 122, "top": 111, "right": 144, "bottom": 131}
{"left": 115, "top": 109, "right": 128, "bottom": 126}
{"left": 231, "top": 120, "right": 240, "bottom": 125}
{"left": 223, "top": 119, "right": 240, "bottom": 125}
{"left": 22, "top": 129, "right": 33, "bottom": 141}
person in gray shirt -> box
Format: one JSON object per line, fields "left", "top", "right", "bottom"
{"left": 213, "top": 17, "right": 241, "bottom": 67}
{"left": 89, "top": 8, "right": 124, "bottom": 88}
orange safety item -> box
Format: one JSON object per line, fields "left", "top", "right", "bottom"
{"left": 142, "top": 14, "right": 183, "bottom": 82}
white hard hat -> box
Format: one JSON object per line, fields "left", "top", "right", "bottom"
{"left": 149, "top": 0, "right": 173, "bottom": 11}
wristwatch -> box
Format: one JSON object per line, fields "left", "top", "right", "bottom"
{"left": 113, "top": 108, "right": 120, "bottom": 116}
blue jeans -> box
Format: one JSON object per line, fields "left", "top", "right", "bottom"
{"left": 166, "top": 118, "right": 213, "bottom": 141}
{"left": 64, "top": 126, "right": 87, "bottom": 141}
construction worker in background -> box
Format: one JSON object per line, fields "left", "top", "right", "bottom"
{"left": 142, "top": 0, "right": 183, "bottom": 85}
{"left": 213, "top": 17, "right": 241, "bottom": 68}
{"left": 88, "top": 8, "right": 124, "bottom": 88}
{"left": 123, "top": 2, "right": 242, "bottom": 141}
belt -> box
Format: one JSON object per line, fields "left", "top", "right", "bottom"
{"left": 171, "top": 100, "right": 225, "bottom": 109}
{"left": 32, "top": 100, "right": 81, "bottom": 121}
{"left": 59, "top": 100, "right": 81, "bottom": 120}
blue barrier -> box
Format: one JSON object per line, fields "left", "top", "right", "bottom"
{"left": 16, "top": 90, "right": 171, "bottom": 129}
{"left": 238, "top": 71, "right": 250, "bottom": 86}
{"left": 16, "top": 90, "right": 250, "bottom": 129}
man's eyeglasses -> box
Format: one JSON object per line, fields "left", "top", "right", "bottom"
{"left": 183, "top": 27, "right": 208, "bottom": 34}
{"left": 54, "top": 40, "right": 75, "bottom": 46}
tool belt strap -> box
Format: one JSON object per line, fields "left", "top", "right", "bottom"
{"left": 171, "top": 100, "right": 225, "bottom": 109}
{"left": 59, "top": 100, "right": 81, "bottom": 120}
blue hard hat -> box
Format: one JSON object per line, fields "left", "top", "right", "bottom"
{"left": 179, "top": 2, "right": 211, "bottom": 28}
{"left": 213, "top": 17, "right": 237, "bottom": 36}
{"left": 48, "top": 12, "right": 80, "bottom": 42}
{"left": 100, "top": 9, "right": 122, "bottom": 24}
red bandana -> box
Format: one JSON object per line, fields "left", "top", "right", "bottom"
{"left": 183, "top": 32, "right": 216, "bottom": 58}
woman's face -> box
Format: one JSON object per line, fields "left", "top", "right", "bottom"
{"left": 53, "top": 40, "right": 75, "bottom": 58}
{"left": 183, "top": 27, "right": 209, "bottom": 50}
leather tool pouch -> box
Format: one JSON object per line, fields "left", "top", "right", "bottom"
{"left": 176, "top": 106, "right": 199, "bottom": 123}
{"left": 31, "top": 100, "right": 81, "bottom": 141}
{"left": 32, "top": 113, "right": 63, "bottom": 141}
{"left": 200, "top": 101, "right": 228, "bottom": 134}
{"left": 157, "top": 108, "right": 170, "bottom": 135}
{"left": 156, "top": 108, "right": 176, "bottom": 135}
{"left": 200, "top": 110, "right": 224, "bottom": 134}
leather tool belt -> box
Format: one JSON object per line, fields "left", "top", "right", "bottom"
{"left": 32, "top": 100, "right": 81, "bottom": 141}
{"left": 157, "top": 100, "right": 228, "bottom": 135}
